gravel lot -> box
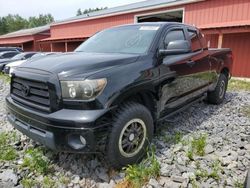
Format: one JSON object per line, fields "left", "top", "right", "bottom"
{"left": 0, "top": 77, "right": 249, "bottom": 188}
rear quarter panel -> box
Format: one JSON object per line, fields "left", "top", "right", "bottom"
{"left": 208, "top": 48, "right": 233, "bottom": 76}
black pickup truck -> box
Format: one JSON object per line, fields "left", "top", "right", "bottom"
{"left": 6, "top": 22, "right": 233, "bottom": 168}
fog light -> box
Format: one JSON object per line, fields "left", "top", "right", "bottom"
{"left": 68, "top": 134, "right": 87, "bottom": 150}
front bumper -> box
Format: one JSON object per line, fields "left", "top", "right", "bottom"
{"left": 6, "top": 96, "right": 111, "bottom": 153}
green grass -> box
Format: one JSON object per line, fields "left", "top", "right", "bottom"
{"left": 163, "top": 131, "right": 183, "bottom": 144}
{"left": 241, "top": 105, "right": 250, "bottom": 118}
{"left": 186, "top": 149, "right": 194, "bottom": 161}
{"left": 185, "top": 134, "right": 207, "bottom": 160}
{"left": 120, "top": 147, "right": 160, "bottom": 188}
{"left": 21, "top": 178, "right": 38, "bottom": 188}
{"left": 0, "top": 131, "right": 20, "bottom": 161}
{"left": 234, "top": 180, "right": 244, "bottom": 188}
{"left": 0, "top": 72, "right": 10, "bottom": 83}
{"left": 21, "top": 147, "right": 51, "bottom": 175}
{"left": 21, "top": 174, "right": 70, "bottom": 188}
{"left": 228, "top": 79, "right": 250, "bottom": 91}
{"left": 193, "top": 160, "right": 222, "bottom": 183}
{"left": 42, "top": 176, "right": 57, "bottom": 188}
{"left": 208, "top": 160, "right": 222, "bottom": 181}
{"left": 0, "top": 147, "right": 18, "bottom": 161}
{"left": 191, "top": 134, "right": 207, "bottom": 156}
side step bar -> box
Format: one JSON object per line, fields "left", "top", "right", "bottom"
{"left": 158, "top": 94, "right": 207, "bottom": 123}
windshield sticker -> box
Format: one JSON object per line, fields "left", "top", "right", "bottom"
{"left": 139, "top": 26, "right": 159, "bottom": 31}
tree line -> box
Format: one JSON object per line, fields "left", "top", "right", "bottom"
{"left": 76, "top": 7, "right": 108, "bottom": 16}
{"left": 0, "top": 7, "right": 107, "bottom": 36}
{"left": 0, "top": 14, "right": 54, "bottom": 35}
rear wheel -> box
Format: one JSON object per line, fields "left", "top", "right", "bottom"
{"left": 207, "top": 73, "right": 228, "bottom": 104}
{"left": 106, "top": 102, "right": 154, "bottom": 169}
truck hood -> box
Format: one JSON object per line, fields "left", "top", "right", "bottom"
{"left": 20, "top": 52, "right": 139, "bottom": 78}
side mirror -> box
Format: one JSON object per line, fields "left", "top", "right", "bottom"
{"left": 159, "top": 40, "right": 191, "bottom": 56}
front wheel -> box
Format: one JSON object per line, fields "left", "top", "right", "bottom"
{"left": 106, "top": 102, "right": 154, "bottom": 169}
{"left": 207, "top": 73, "right": 228, "bottom": 104}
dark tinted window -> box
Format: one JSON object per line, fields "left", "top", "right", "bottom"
{"left": 3, "top": 52, "right": 18, "bottom": 58}
{"left": 24, "top": 53, "right": 36, "bottom": 58}
{"left": 188, "top": 30, "right": 202, "bottom": 52}
{"left": 164, "top": 29, "right": 185, "bottom": 48}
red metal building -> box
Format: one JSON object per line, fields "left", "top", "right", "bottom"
{"left": 1, "top": 0, "right": 250, "bottom": 77}
{"left": 0, "top": 25, "right": 50, "bottom": 51}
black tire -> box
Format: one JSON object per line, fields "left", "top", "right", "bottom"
{"left": 207, "top": 73, "right": 228, "bottom": 104}
{"left": 106, "top": 102, "right": 154, "bottom": 169}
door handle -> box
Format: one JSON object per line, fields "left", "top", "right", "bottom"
{"left": 186, "top": 60, "right": 195, "bottom": 67}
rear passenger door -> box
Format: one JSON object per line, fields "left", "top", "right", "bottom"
{"left": 186, "top": 28, "right": 211, "bottom": 90}
{"left": 158, "top": 26, "right": 210, "bottom": 115}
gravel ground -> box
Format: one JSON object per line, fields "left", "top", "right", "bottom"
{"left": 0, "top": 78, "right": 249, "bottom": 188}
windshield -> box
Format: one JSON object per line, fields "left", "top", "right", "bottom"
{"left": 75, "top": 25, "right": 159, "bottom": 54}
{"left": 11, "top": 53, "right": 25, "bottom": 60}
{"left": 31, "top": 53, "right": 45, "bottom": 58}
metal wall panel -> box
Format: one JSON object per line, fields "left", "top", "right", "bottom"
{"left": 223, "top": 33, "right": 250, "bottom": 77}
{"left": 50, "top": 14, "right": 134, "bottom": 38}
{"left": 184, "top": 0, "right": 250, "bottom": 27}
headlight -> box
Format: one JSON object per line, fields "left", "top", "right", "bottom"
{"left": 60, "top": 78, "right": 107, "bottom": 101}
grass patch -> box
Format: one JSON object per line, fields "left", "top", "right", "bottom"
{"left": 21, "top": 177, "right": 38, "bottom": 188}
{"left": 163, "top": 131, "right": 183, "bottom": 144}
{"left": 21, "top": 176, "right": 59, "bottom": 188}
{"left": 0, "top": 147, "right": 18, "bottom": 161}
{"left": 42, "top": 176, "right": 57, "bottom": 188}
{"left": 194, "top": 161, "right": 208, "bottom": 180}
{"left": 21, "top": 147, "right": 51, "bottom": 175}
{"left": 241, "top": 105, "right": 250, "bottom": 118}
{"left": 0, "top": 72, "right": 10, "bottom": 83}
{"left": 208, "top": 160, "right": 222, "bottom": 181}
{"left": 234, "top": 180, "right": 244, "bottom": 188}
{"left": 0, "top": 131, "right": 20, "bottom": 161}
{"left": 185, "top": 134, "right": 207, "bottom": 160}
{"left": 191, "top": 134, "right": 207, "bottom": 156}
{"left": 118, "top": 147, "right": 160, "bottom": 188}
{"left": 193, "top": 160, "right": 222, "bottom": 182}
{"left": 228, "top": 79, "right": 250, "bottom": 91}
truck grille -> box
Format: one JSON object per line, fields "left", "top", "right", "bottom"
{"left": 11, "top": 77, "right": 51, "bottom": 113}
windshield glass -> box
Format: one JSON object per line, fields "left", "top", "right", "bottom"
{"left": 75, "top": 25, "right": 159, "bottom": 54}
{"left": 31, "top": 53, "right": 45, "bottom": 58}
{"left": 11, "top": 53, "right": 25, "bottom": 60}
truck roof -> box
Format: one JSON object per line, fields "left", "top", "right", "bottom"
{"left": 112, "top": 22, "right": 197, "bottom": 30}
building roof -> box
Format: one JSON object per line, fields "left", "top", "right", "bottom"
{"left": 53, "top": 0, "right": 201, "bottom": 26}
{"left": 200, "top": 20, "right": 250, "bottom": 29}
{"left": 0, "top": 37, "right": 33, "bottom": 45}
{"left": 0, "top": 25, "right": 50, "bottom": 39}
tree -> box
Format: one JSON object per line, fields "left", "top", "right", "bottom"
{"left": 76, "top": 8, "right": 82, "bottom": 16}
{"left": 76, "top": 7, "right": 108, "bottom": 16}
{"left": 28, "top": 14, "right": 54, "bottom": 28}
{"left": 0, "top": 14, "right": 54, "bottom": 35}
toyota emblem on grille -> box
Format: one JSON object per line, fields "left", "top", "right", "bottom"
{"left": 21, "top": 85, "right": 30, "bottom": 97}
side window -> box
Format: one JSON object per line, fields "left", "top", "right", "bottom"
{"left": 188, "top": 30, "right": 202, "bottom": 52}
{"left": 3, "top": 53, "right": 14, "bottom": 58}
{"left": 25, "top": 54, "right": 34, "bottom": 59}
{"left": 164, "top": 29, "right": 185, "bottom": 48}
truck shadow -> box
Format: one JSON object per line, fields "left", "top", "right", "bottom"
{"left": 43, "top": 92, "right": 237, "bottom": 185}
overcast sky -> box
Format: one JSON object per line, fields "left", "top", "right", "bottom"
{"left": 0, "top": 0, "right": 145, "bottom": 21}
